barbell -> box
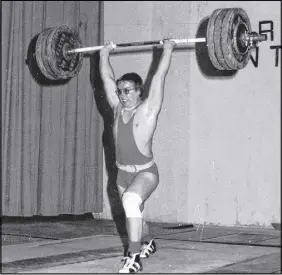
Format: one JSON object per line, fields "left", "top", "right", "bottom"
{"left": 34, "top": 8, "right": 267, "bottom": 81}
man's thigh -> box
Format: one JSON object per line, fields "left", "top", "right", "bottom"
{"left": 126, "top": 171, "right": 159, "bottom": 202}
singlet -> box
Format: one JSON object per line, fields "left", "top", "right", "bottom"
{"left": 115, "top": 108, "right": 153, "bottom": 165}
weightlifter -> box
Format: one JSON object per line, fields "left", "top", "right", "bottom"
{"left": 99, "top": 38, "right": 176, "bottom": 273}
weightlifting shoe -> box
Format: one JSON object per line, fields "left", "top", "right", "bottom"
{"left": 119, "top": 252, "right": 143, "bottom": 273}
{"left": 140, "top": 239, "right": 156, "bottom": 259}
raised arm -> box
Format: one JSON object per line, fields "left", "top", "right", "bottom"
{"left": 144, "top": 39, "right": 176, "bottom": 116}
{"left": 99, "top": 43, "right": 120, "bottom": 109}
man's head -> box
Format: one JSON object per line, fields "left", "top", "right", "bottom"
{"left": 116, "top": 73, "right": 144, "bottom": 108}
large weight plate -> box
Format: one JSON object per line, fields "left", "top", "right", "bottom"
{"left": 35, "top": 26, "right": 83, "bottom": 80}
{"left": 36, "top": 28, "right": 57, "bottom": 80}
{"left": 48, "top": 26, "right": 84, "bottom": 80}
{"left": 43, "top": 28, "right": 61, "bottom": 80}
{"left": 213, "top": 9, "right": 233, "bottom": 70}
{"left": 207, "top": 9, "right": 226, "bottom": 70}
{"left": 207, "top": 8, "right": 252, "bottom": 71}
{"left": 221, "top": 8, "right": 251, "bottom": 70}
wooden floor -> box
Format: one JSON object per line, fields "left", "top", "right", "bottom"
{"left": 2, "top": 215, "right": 281, "bottom": 273}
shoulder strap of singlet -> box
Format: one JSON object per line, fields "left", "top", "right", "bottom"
{"left": 121, "top": 108, "right": 137, "bottom": 117}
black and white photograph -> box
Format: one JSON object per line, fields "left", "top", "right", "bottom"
{"left": 1, "top": 1, "right": 281, "bottom": 273}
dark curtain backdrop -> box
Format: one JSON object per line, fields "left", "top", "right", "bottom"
{"left": 2, "top": 1, "right": 104, "bottom": 216}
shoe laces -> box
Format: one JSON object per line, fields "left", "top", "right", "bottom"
{"left": 141, "top": 240, "right": 153, "bottom": 253}
{"left": 121, "top": 254, "right": 138, "bottom": 269}
{"left": 121, "top": 256, "right": 128, "bottom": 262}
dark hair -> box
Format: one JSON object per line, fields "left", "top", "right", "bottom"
{"left": 116, "top": 72, "right": 144, "bottom": 98}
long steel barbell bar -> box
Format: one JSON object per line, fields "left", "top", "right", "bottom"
{"left": 67, "top": 38, "right": 207, "bottom": 54}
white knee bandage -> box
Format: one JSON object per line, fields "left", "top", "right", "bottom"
{"left": 122, "top": 192, "right": 143, "bottom": 218}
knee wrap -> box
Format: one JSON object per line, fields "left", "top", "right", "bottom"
{"left": 122, "top": 192, "right": 143, "bottom": 218}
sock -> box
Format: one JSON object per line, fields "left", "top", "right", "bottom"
{"left": 142, "top": 233, "right": 154, "bottom": 244}
{"left": 128, "top": 241, "right": 141, "bottom": 254}
{"left": 141, "top": 219, "right": 153, "bottom": 244}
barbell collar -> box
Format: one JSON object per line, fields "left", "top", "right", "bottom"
{"left": 67, "top": 37, "right": 207, "bottom": 54}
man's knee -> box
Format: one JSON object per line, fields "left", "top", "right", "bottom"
{"left": 122, "top": 192, "right": 143, "bottom": 218}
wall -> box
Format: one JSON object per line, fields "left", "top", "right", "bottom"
{"left": 100, "top": 1, "right": 281, "bottom": 227}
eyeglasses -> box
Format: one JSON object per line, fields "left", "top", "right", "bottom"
{"left": 116, "top": 87, "right": 136, "bottom": 96}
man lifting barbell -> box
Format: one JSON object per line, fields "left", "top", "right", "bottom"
{"left": 99, "top": 39, "right": 176, "bottom": 273}
{"left": 29, "top": 7, "right": 268, "bottom": 273}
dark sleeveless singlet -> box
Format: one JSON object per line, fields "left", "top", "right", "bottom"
{"left": 116, "top": 108, "right": 153, "bottom": 165}
{"left": 115, "top": 107, "right": 159, "bottom": 188}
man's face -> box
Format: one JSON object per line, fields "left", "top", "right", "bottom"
{"left": 116, "top": 81, "right": 141, "bottom": 108}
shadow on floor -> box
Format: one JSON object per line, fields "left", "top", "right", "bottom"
{"left": 1, "top": 214, "right": 195, "bottom": 245}
{"left": 2, "top": 214, "right": 280, "bottom": 248}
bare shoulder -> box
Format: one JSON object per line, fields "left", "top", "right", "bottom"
{"left": 135, "top": 100, "right": 159, "bottom": 122}
{"left": 140, "top": 98, "right": 161, "bottom": 116}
